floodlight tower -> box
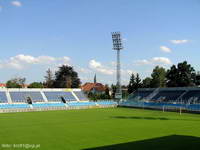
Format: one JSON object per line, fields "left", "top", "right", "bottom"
{"left": 112, "top": 32, "right": 123, "bottom": 100}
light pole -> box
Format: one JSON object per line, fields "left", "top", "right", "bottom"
{"left": 112, "top": 32, "right": 123, "bottom": 100}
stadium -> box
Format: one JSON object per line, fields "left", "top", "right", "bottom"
{"left": 1, "top": 0, "right": 200, "bottom": 150}
{"left": 1, "top": 87, "right": 200, "bottom": 150}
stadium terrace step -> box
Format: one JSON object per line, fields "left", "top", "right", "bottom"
{"left": 67, "top": 102, "right": 97, "bottom": 107}
{"left": 32, "top": 103, "right": 66, "bottom": 108}
{"left": 96, "top": 101, "right": 118, "bottom": 106}
{"left": 0, "top": 104, "right": 30, "bottom": 109}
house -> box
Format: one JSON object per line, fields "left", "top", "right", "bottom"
{"left": 81, "top": 82, "right": 106, "bottom": 94}
{"left": 81, "top": 74, "right": 106, "bottom": 94}
{"left": 0, "top": 83, "right": 6, "bottom": 88}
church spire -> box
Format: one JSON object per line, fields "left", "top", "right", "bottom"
{"left": 94, "top": 74, "right": 97, "bottom": 84}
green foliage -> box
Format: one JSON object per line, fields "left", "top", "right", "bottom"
{"left": 135, "top": 73, "right": 142, "bottom": 89}
{"left": 195, "top": 72, "right": 200, "bottom": 86}
{"left": 128, "top": 73, "right": 135, "bottom": 94}
{"left": 111, "top": 84, "right": 117, "bottom": 99}
{"left": 105, "top": 85, "right": 111, "bottom": 99}
{"left": 44, "top": 68, "right": 54, "bottom": 88}
{"left": 6, "top": 80, "right": 21, "bottom": 88}
{"left": 6, "top": 77, "right": 26, "bottom": 88}
{"left": 128, "top": 73, "right": 142, "bottom": 94}
{"left": 88, "top": 93, "right": 109, "bottom": 101}
{"left": 88, "top": 85, "right": 111, "bottom": 101}
{"left": 150, "top": 66, "right": 166, "bottom": 88}
{"left": 54, "top": 65, "right": 81, "bottom": 88}
{"left": 28, "top": 82, "right": 44, "bottom": 88}
{"left": 166, "top": 61, "right": 196, "bottom": 87}
{"left": 142, "top": 77, "right": 152, "bottom": 88}
{"left": 127, "top": 61, "right": 198, "bottom": 89}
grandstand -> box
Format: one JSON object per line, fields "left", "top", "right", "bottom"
{"left": 120, "top": 87, "right": 200, "bottom": 112}
{"left": 2, "top": 87, "right": 200, "bottom": 113}
{"left": 0, "top": 88, "right": 117, "bottom": 113}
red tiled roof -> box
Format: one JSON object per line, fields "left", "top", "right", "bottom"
{"left": 0, "top": 83, "right": 6, "bottom": 87}
{"left": 82, "top": 83, "right": 106, "bottom": 92}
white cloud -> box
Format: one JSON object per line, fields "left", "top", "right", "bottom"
{"left": 160, "top": 46, "right": 171, "bottom": 53}
{"left": 0, "top": 54, "right": 71, "bottom": 70}
{"left": 11, "top": 1, "right": 22, "bottom": 7}
{"left": 135, "top": 59, "right": 151, "bottom": 65}
{"left": 89, "top": 59, "right": 114, "bottom": 75}
{"left": 151, "top": 57, "right": 172, "bottom": 65}
{"left": 170, "top": 40, "right": 189, "bottom": 44}
{"left": 76, "top": 67, "right": 92, "bottom": 74}
{"left": 135, "top": 57, "right": 172, "bottom": 66}
{"left": 89, "top": 60, "right": 102, "bottom": 68}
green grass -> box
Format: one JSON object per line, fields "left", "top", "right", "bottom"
{"left": 0, "top": 108, "right": 200, "bottom": 150}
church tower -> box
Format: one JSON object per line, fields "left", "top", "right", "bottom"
{"left": 94, "top": 74, "right": 97, "bottom": 84}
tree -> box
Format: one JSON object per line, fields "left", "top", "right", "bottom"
{"left": 142, "top": 77, "right": 152, "bottom": 88}
{"left": 166, "top": 61, "right": 196, "bottom": 87}
{"left": 6, "top": 80, "right": 21, "bottom": 88}
{"left": 28, "top": 82, "right": 44, "bottom": 88}
{"left": 104, "top": 85, "right": 111, "bottom": 99}
{"left": 18, "top": 77, "right": 26, "bottom": 88}
{"left": 195, "top": 71, "right": 200, "bottom": 86}
{"left": 165, "top": 65, "right": 178, "bottom": 87}
{"left": 121, "top": 85, "right": 128, "bottom": 99}
{"left": 111, "top": 84, "right": 117, "bottom": 99}
{"left": 127, "top": 73, "right": 142, "bottom": 94}
{"left": 44, "top": 68, "right": 54, "bottom": 88}
{"left": 54, "top": 65, "right": 81, "bottom": 88}
{"left": 128, "top": 73, "right": 135, "bottom": 94}
{"left": 6, "top": 77, "right": 26, "bottom": 88}
{"left": 150, "top": 66, "right": 166, "bottom": 88}
{"left": 135, "top": 73, "right": 142, "bottom": 90}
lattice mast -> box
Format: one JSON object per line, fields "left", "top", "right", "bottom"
{"left": 112, "top": 32, "right": 123, "bottom": 99}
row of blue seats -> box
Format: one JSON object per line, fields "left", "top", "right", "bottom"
{"left": 68, "top": 102, "right": 96, "bottom": 107}
{"left": 120, "top": 100, "right": 200, "bottom": 111}
{"left": 0, "top": 103, "right": 66, "bottom": 109}
{"left": 0, "top": 104, "right": 30, "bottom": 109}
{"left": 32, "top": 103, "right": 66, "bottom": 108}
{"left": 0, "top": 91, "right": 89, "bottom": 103}
{"left": 97, "top": 101, "right": 118, "bottom": 105}
{"left": 0, "top": 101, "right": 118, "bottom": 109}
{"left": 121, "top": 101, "right": 185, "bottom": 107}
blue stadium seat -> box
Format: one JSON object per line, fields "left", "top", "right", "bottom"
{"left": 181, "top": 90, "right": 200, "bottom": 103}
{"left": 152, "top": 90, "right": 185, "bottom": 101}
{"left": 0, "top": 92, "right": 8, "bottom": 103}
{"left": 32, "top": 103, "right": 66, "bottom": 108}
{"left": 9, "top": 92, "right": 44, "bottom": 103}
{"left": 0, "top": 104, "right": 30, "bottom": 109}
{"left": 128, "top": 90, "right": 154, "bottom": 100}
{"left": 44, "top": 91, "right": 76, "bottom": 102}
{"left": 73, "top": 91, "right": 88, "bottom": 101}
{"left": 67, "top": 102, "right": 96, "bottom": 107}
{"left": 97, "top": 101, "right": 117, "bottom": 106}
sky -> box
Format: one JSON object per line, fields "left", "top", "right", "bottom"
{"left": 0, "top": 0, "right": 200, "bottom": 85}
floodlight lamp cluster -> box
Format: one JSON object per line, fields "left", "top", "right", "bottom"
{"left": 112, "top": 32, "right": 123, "bottom": 50}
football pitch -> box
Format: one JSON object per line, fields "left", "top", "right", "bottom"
{"left": 0, "top": 108, "right": 200, "bottom": 150}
